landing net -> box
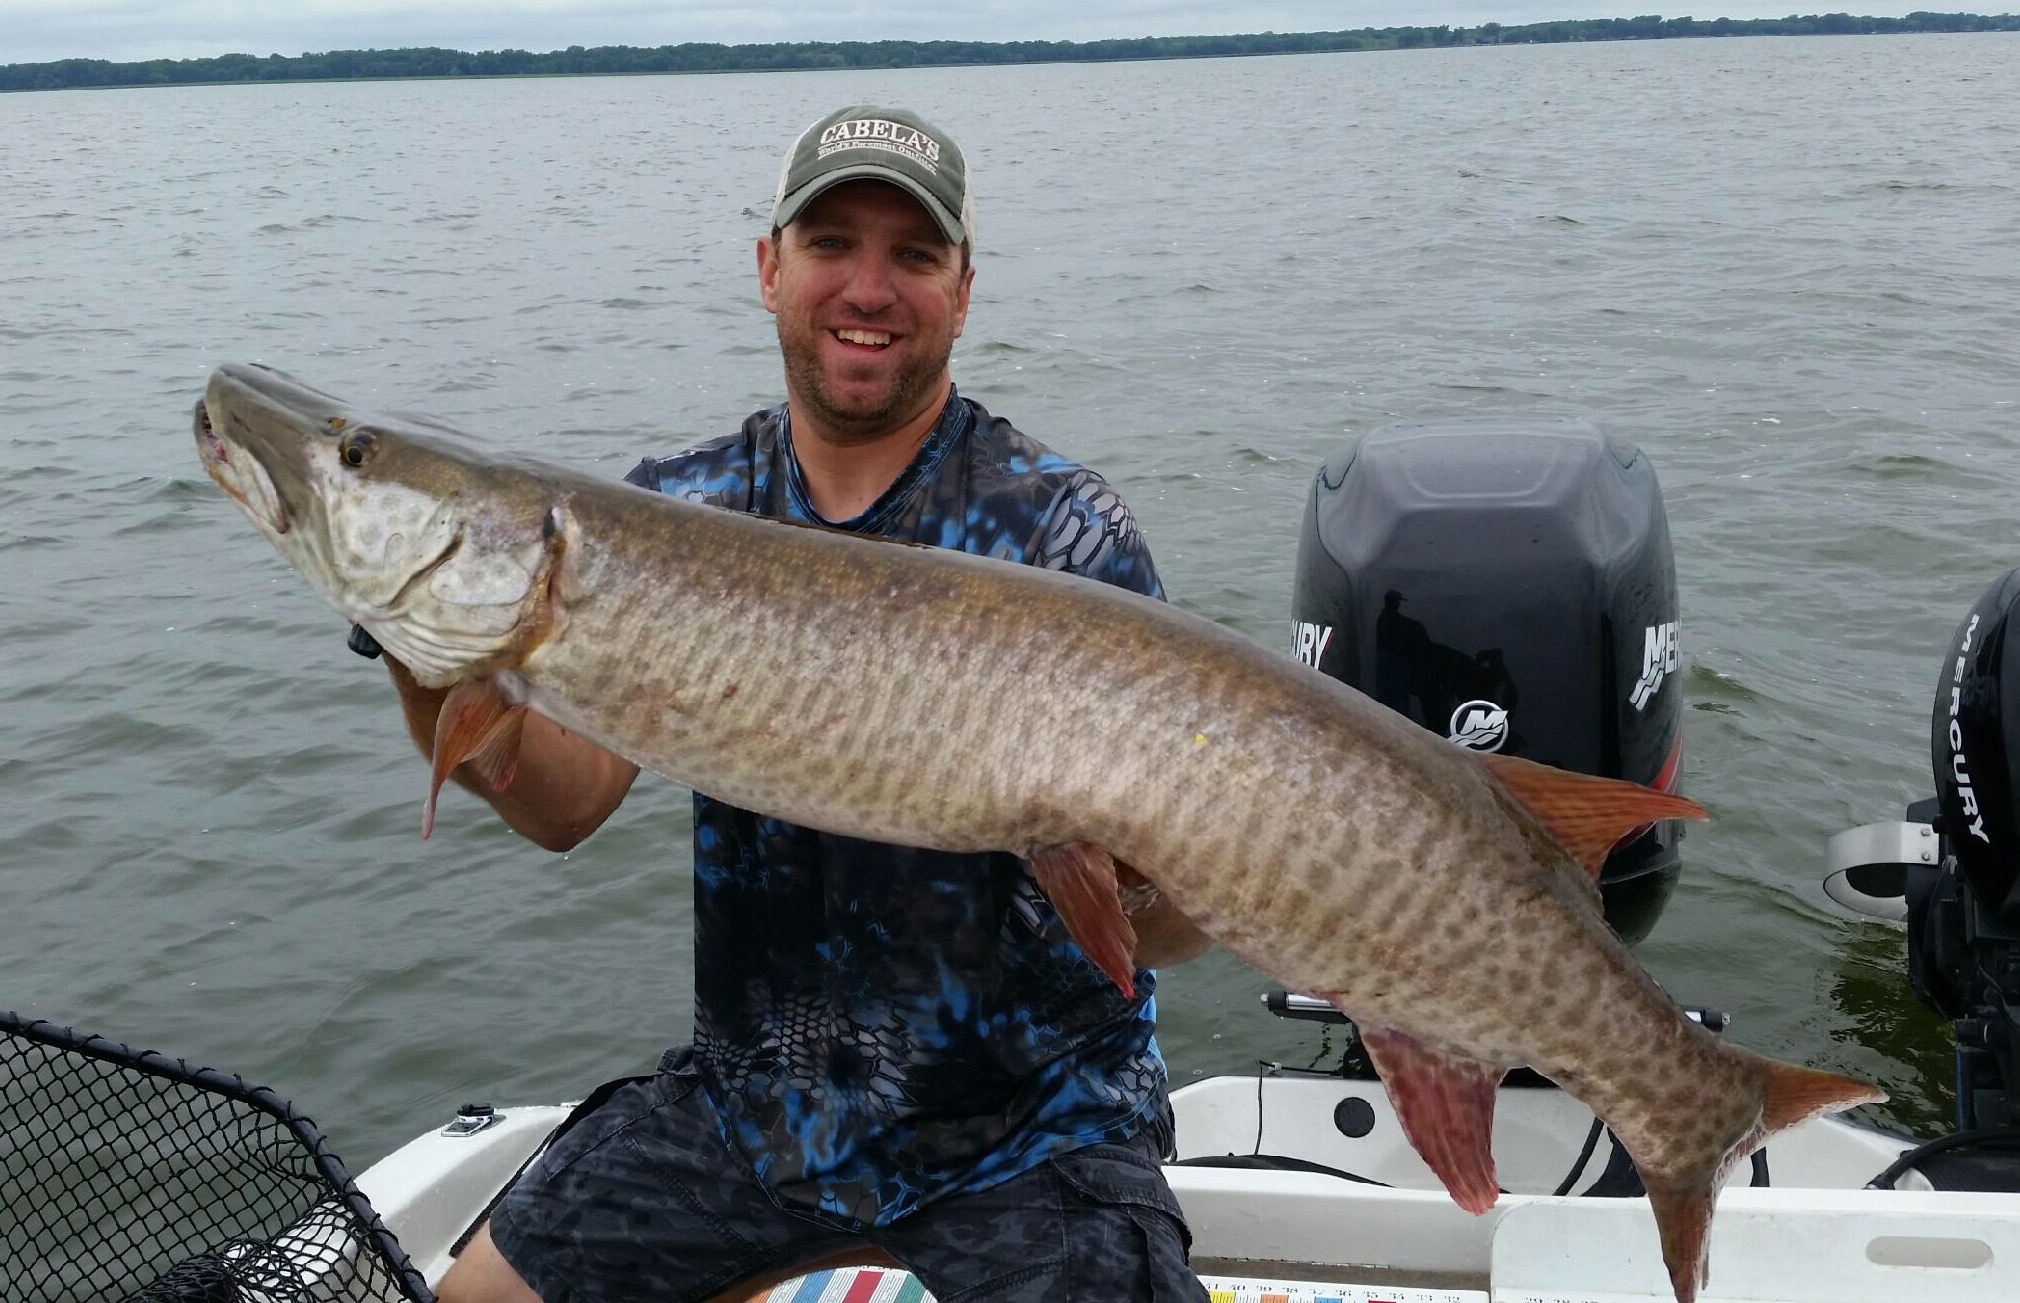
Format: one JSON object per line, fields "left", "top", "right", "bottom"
{"left": 1, "top": 1011, "right": 430, "bottom": 1303}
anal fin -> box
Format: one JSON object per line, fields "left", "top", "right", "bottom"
{"left": 1355, "top": 1021, "right": 1504, "bottom": 1215}
{"left": 1029, "top": 843, "right": 1138, "bottom": 999}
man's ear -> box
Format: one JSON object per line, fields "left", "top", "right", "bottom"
{"left": 950, "top": 258, "right": 975, "bottom": 339}
{"left": 757, "top": 233, "right": 781, "bottom": 314}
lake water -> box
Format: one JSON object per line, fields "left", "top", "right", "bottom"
{"left": 4, "top": 33, "right": 2018, "bottom": 1166}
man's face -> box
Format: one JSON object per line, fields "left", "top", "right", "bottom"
{"left": 758, "top": 179, "right": 974, "bottom": 444}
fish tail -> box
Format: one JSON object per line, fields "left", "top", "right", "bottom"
{"left": 1632, "top": 1050, "right": 1885, "bottom": 1303}
{"left": 1748, "top": 1048, "right": 1889, "bottom": 1137}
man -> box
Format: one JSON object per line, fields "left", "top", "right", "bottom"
{"left": 390, "top": 105, "right": 1210, "bottom": 1302}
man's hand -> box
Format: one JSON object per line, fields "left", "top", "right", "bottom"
{"left": 376, "top": 643, "right": 640, "bottom": 851}
{"left": 1116, "top": 863, "right": 1215, "bottom": 970}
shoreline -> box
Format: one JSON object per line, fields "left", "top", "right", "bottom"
{"left": 7, "top": 15, "right": 2018, "bottom": 94}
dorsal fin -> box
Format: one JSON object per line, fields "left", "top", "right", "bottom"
{"left": 1479, "top": 752, "right": 1707, "bottom": 880}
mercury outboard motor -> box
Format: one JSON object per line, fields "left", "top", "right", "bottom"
{"left": 1934, "top": 570, "right": 2020, "bottom": 924}
{"left": 1824, "top": 570, "right": 2020, "bottom": 1181}
{"left": 1291, "top": 416, "right": 1685, "bottom": 943}
{"left": 1918, "top": 572, "right": 2020, "bottom": 1133}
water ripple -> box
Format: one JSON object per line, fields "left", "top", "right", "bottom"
{"left": 3, "top": 35, "right": 2016, "bottom": 1157}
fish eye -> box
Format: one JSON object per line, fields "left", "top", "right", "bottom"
{"left": 338, "top": 430, "right": 377, "bottom": 468}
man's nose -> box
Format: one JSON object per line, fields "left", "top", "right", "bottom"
{"left": 839, "top": 251, "right": 899, "bottom": 312}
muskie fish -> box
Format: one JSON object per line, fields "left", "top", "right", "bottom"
{"left": 195, "top": 363, "right": 1881, "bottom": 1303}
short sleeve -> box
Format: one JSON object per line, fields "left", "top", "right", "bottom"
{"left": 625, "top": 429, "right": 758, "bottom": 510}
{"left": 1029, "top": 469, "right": 1164, "bottom": 600}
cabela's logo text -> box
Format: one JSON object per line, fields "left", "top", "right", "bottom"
{"left": 818, "top": 119, "right": 942, "bottom": 171}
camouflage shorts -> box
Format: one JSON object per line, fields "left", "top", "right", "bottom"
{"left": 487, "top": 1068, "right": 1208, "bottom": 1302}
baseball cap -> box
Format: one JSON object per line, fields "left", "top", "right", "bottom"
{"left": 771, "top": 104, "right": 975, "bottom": 248}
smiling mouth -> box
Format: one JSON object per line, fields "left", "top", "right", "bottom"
{"left": 834, "top": 328, "right": 892, "bottom": 348}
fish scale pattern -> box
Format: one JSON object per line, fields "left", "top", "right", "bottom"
{"left": 626, "top": 392, "right": 1171, "bottom": 1227}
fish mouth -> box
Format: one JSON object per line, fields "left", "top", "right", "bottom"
{"left": 195, "top": 396, "right": 290, "bottom": 536}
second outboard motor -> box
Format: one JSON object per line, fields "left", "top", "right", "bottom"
{"left": 1919, "top": 571, "right": 2020, "bottom": 1132}
{"left": 1292, "top": 416, "right": 1685, "bottom": 943}
{"left": 1825, "top": 568, "right": 2020, "bottom": 1151}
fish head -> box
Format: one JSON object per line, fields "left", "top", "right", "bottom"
{"left": 196, "top": 362, "right": 563, "bottom": 687}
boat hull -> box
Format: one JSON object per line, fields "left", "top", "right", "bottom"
{"left": 353, "top": 1077, "right": 2020, "bottom": 1302}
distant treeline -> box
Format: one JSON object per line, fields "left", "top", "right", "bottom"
{"left": 6, "top": 12, "right": 2018, "bottom": 93}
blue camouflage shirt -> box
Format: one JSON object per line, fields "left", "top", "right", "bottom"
{"left": 625, "top": 389, "right": 1169, "bottom": 1228}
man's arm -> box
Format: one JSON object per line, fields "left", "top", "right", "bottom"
{"left": 1114, "top": 860, "right": 1214, "bottom": 969}
{"left": 384, "top": 655, "right": 639, "bottom": 852}
{"left": 1128, "top": 895, "right": 1216, "bottom": 970}
{"left": 1033, "top": 474, "right": 1216, "bottom": 970}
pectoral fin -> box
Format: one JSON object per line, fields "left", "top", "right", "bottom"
{"left": 1355, "top": 1021, "right": 1505, "bottom": 1215}
{"left": 423, "top": 677, "right": 525, "bottom": 839}
{"left": 465, "top": 704, "right": 529, "bottom": 793}
{"left": 1029, "top": 842, "right": 1139, "bottom": 999}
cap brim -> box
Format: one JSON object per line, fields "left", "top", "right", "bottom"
{"left": 773, "top": 164, "right": 966, "bottom": 246}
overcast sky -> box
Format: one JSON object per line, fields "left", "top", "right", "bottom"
{"left": 0, "top": 1, "right": 1966, "bottom": 66}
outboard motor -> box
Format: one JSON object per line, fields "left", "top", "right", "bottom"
{"left": 1934, "top": 571, "right": 2020, "bottom": 925}
{"left": 1292, "top": 416, "right": 1685, "bottom": 943}
{"left": 1825, "top": 570, "right": 2020, "bottom": 1173}
{"left": 1919, "top": 571, "right": 2020, "bottom": 1134}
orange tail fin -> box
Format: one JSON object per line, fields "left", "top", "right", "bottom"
{"left": 1639, "top": 1054, "right": 1884, "bottom": 1303}
{"left": 1756, "top": 1054, "right": 1888, "bottom": 1133}
{"left": 1479, "top": 752, "right": 1707, "bottom": 879}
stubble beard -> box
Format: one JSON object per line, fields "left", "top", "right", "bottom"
{"left": 778, "top": 317, "right": 950, "bottom": 446}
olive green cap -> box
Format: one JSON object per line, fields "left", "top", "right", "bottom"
{"left": 772, "top": 104, "right": 975, "bottom": 248}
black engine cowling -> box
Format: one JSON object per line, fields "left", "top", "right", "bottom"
{"left": 1933, "top": 569, "right": 2020, "bottom": 925}
{"left": 1291, "top": 416, "right": 1685, "bottom": 943}
{"left": 1917, "top": 569, "right": 2020, "bottom": 1134}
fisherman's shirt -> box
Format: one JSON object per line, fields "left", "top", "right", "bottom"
{"left": 627, "top": 390, "right": 1168, "bottom": 1227}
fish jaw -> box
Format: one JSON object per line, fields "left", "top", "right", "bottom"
{"left": 195, "top": 397, "right": 292, "bottom": 541}
{"left": 196, "top": 363, "right": 558, "bottom": 686}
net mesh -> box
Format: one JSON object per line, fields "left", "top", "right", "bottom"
{"left": 1, "top": 1011, "right": 432, "bottom": 1303}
